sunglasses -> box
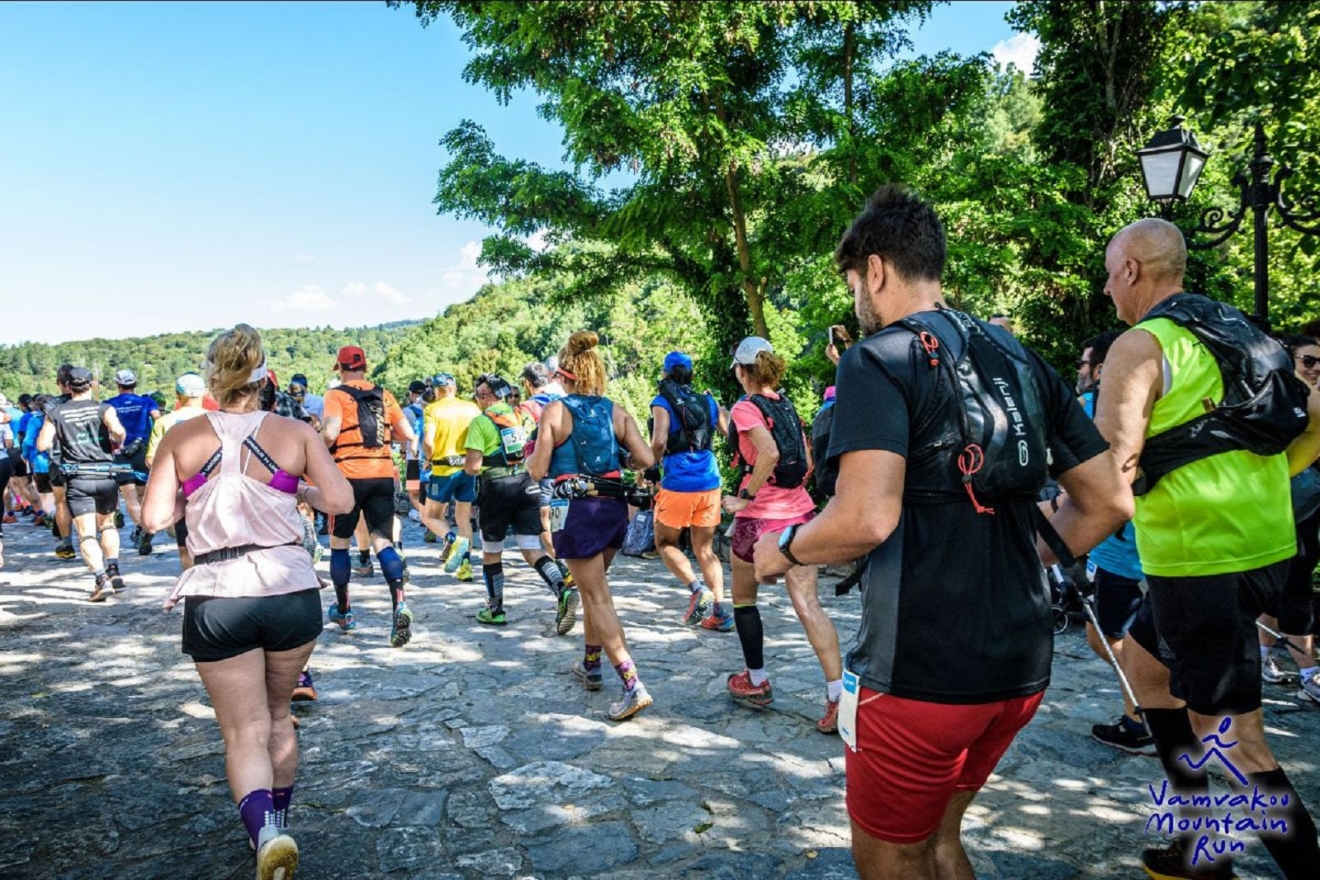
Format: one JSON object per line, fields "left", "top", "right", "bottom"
{"left": 1299, "top": 354, "right": 1319, "bottom": 370}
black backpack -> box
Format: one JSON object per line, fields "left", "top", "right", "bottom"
{"left": 656, "top": 379, "right": 713, "bottom": 455}
{"left": 1133, "top": 293, "right": 1310, "bottom": 496}
{"left": 337, "top": 384, "right": 388, "bottom": 449}
{"left": 729, "top": 393, "right": 809, "bottom": 489}
{"left": 897, "top": 308, "right": 1051, "bottom": 513}
{"left": 811, "top": 399, "right": 838, "bottom": 497}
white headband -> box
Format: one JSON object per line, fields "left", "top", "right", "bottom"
{"left": 204, "top": 358, "right": 268, "bottom": 384}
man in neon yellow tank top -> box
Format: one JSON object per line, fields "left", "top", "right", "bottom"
{"left": 1096, "top": 218, "right": 1320, "bottom": 880}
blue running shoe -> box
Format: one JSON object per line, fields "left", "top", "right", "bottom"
{"left": 328, "top": 605, "right": 357, "bottom": 631}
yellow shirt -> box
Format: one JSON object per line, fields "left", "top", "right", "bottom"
{"left": 424, "top": 396, "right": 482, "bottom": 477}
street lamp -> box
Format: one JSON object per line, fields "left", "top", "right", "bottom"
{"left": 1136, "top": 116, "right": 1320, "bottom": 329}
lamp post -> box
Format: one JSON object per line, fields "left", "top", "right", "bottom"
{"left": 1136, "top": 116, "right": 1320, "bottom": 329}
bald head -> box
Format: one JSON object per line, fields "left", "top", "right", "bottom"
{"left": 1109, "top": 218, "right": 1187, "bottom": 285}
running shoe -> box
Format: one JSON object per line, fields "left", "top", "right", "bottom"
{"left": 106, "top": 563, "right": 126, "bottom": 592}
{"left": 1140, "top": 840, "right": 1237, "bottom": 879}
{"left": 455, "top": 558, "right": 474, "bottom": 582}
{"left": 476, "top": 606, "right": 507, "bottom": 626}
{"left": 727, "top": 669, "right": 773, "bottom": 706}
{"left": 571, "top": 659, "right": 603, "bottom": 691}
{"left": 1261, "top": 652, "right": 1288, "bottom": 684}
{"left": 256, "top": 829, "right": 299, "bottom": 880}
{"left": 354, "top": 560, "right": 374, "bottom": 578}
{"left": 401, "top": 558, "right": 411, "bottom": 585}
{"left": 444, "top": 536, "right": 470, "bottom": 573}
{"left": 55, "top": 544, "right": 77, "bottom": 561}
{"left": 607, "top": 683, "right": 653, "bottom": 722}
{"left": 683, "top": 588, "right": 714, "bottom": 626}
{"left": 291, "top": 670, "right": 317, "bottom": 702}
{"left": 1298, "top": 670, "right": 1320, "bottom": 705}
{"left": 423, "top": 530, "right": 437, "bottom": 544}
{"left": 817, "top": 699, "right": 840, "bottom": 734}
{"left": 89, "top": 573, "right": 114, "bottom": 603}
{"left": 114, "top": 511, "right": 125, "bottom": 529}
{"left": 137, "top": 529, "right": 153, "bottom": 556}
{"left": 700, "top": 609, "right": 735, "bottom": 632}
{"left": 128, "top": 525, "right": 141, "bottom": 544}
{"left": 389, "top": 602, "right": 413, "bottom": 648}
{"left": 556, "top": 588, "right": 579, "bottom": 636}
{"left": 327, "top": 605, "right": 357, "bottom": 631}
{"left": 1091, "top": 716, "right": 1157, "bottom": 755}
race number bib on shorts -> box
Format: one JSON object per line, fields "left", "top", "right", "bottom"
{"left": 839, "top": 669, "right": 860, "bottom": 751}
{"left": 549, "top": 498, "right": 570, "bottom": 533}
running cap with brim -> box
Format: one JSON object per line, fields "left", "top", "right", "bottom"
{"left": 176, "top": 373, "right": 206, "bottom": 397}
{"left": 289, "top": 373, "right": 309, "bottom": 390}
{"left": 731, "top": 336, "right": 773, "bottom": 368}
{"left": 408, "top": 380, "right": 427, "bottom": 394}
{"left": 68, "top": 366, "right": 95, "bottom": 388}
{"left": 114, "top": 369, "right": 137, "bottom": 386}
{"left": 663, "top": 351, "right": 692, "bottom": 373}
{"left": 433, "top": 373, "right": 456, "bottom": 387}
{"left": 335, "top": 346, "right": 367, "bottom": 370}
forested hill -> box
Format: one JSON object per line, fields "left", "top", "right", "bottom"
{"left": 0, "top": 322, "right": 420, "bottom": 401}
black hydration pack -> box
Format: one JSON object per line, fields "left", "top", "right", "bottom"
{"left": 897, "top": 308, "right": 1051, "bottom": 513}
{"left": 336, "top": 384, "right": 387, "bottom": 450}
{"left": 1133, "top": 293, "right": 1310, "bottom": 496}
{"left": 811, "top": 399, "right": 838, "bottom": 497}
{"left": 729, "top": 393, "right": 809, "bottom": 490}
{"left": 656, "top": 379, "right": 713, "bottom": 455}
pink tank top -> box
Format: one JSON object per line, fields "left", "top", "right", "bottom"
{"left": 163, "top": 411, "right": 318, "bottom": 610}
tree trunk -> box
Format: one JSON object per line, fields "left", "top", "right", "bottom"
{"left": 724, "top": 160, "right": 768, "bottom": 338}
{"left": 844, "top": 19, "right": 857, "bottom": 187}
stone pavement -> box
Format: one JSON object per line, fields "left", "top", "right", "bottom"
{"left": 0, "top": 516, "right": 1315, "bottom": 880}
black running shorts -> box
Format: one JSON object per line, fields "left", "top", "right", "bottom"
{"left": 476, "top": 472, "right": 543, "bottom": 544}
{"left": 34, "top": 471, "right": 52, "bottom": 494}
{"left": 182, "top": 589, "right": 323, "bottom": 662}
{"left": 66, "top": 476, "right": 120, "bottom": 518}
{"left": 1128, "top": 559, "right": 1288, "bottom": 716}
{"left": 8, "top": 448, "right": 29, "bottom": 478}
{"left": 113, "top": 446, "right": 149, "bottom": 486}
{"left": 331, "top": 477, "right": 396, "bottom": 541}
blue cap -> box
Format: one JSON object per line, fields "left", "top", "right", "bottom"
{"left": 432, "top": 373, "right": 455, "bottom": 387}
{"left": 663, "top": 351, "right": 692, "bottom": 373}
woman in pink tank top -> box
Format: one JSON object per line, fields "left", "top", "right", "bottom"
{"left": 142, "top": 325, "right": 352, "bottom": 880}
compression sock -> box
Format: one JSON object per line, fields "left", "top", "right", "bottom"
{"left": 1144, "top": 707, "right": 1210, "bottom": 859}
{"left": 532, "top": 555, "right": 565, "bottom": 597}
{"left": 378, "top": 546, "right": 406, "bottom": 607}
{"left": 483, "top": 562, "right": 505, "bottom": 611}
{"left": 827, "top": 678, "right": 843, "bottom": 703}
{"left": 237, "top": 789, "right": 277, "bottom": 850}
{"left": 330, "top": 548, "right": 351, "bottom": 612}
{"left": 733, "top": 604, "right": 765, "bottom": 671}
{"left": 614, "top": 658, "right": 639, "bottom": 694}
{"left": 272, "top": 785, "right": 294, "bottom": 829}
{"left": 584, "top": 644, "right": 603, "bottom": 675}
{"left": 1246, "top": 767, "right": 1320, "bottom": 879}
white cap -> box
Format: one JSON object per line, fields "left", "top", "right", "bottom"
{"left": 731, "top": 336, "right": 773, "bottom": 368}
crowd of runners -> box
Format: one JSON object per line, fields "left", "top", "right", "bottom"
{"left": 2, "top": 190, "right": 1318, "bottom": 880}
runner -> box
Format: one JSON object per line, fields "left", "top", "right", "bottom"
{"left": 753, "top": 184, "right": 1129, "bottom": 879}
{"left": 419, "top": 373, "right": 480, "bottom": 581}
{"left": 36, "top": 366, "right": 130, "bottom": 601}
{"left": 463, "top": 373, "right": 578, "bottom": 632}
{"left": 286, "top": 373, "right": 323, "bottom": 428}
{"left": 21, "top": 394, "right": 57, "bottom": 531}
{"left": 1096, "top": 218, "right": 1320, "bottom": 879}
{"left": 402, "top": 379, "right": 428, "bottom": 536}
{"left": 46, "top": 365, "right": 77, "bottom": 560}
{"left": 721, "top": 336, "right": 843, "bottom": 732}
{"left": 104, "top": 368, "right": 161, "bottom": 555}
{"left": 647, "top": 351, "right": 732, "bottom": 630}
{"left": 519, "top": 362, "right": 572, "bottom": 586}
{"left": 321, "top": 345, "right": 418, "bottom": 647}
{"left": 141, "top": 323, "right": 353, "bottom": 880}
{"left": 527, "top": 330, "right": 657, "bottom": 722}
{"left": 146, "top": 372, "right": 211, "bottom": 570}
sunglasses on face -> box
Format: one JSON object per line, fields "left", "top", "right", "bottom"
{"left": 1299, "top": 354, "right": 1320, "bottom": 370}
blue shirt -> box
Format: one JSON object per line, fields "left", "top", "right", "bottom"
{"left": 103, "top": 393, "right": 158, "bottom": 444}
{"left": 651, "top": 391, "right": 721, "bottom": 493}
{"left": 1080, "top": 388, "right": 1143, "bottom": 579}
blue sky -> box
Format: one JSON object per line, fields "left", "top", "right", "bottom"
{"left": 0, "top": 1, "right": 1035, "bottom": 347}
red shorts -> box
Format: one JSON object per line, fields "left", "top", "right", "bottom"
{"left": 845, "top": 689, "right": 1044, "bottom": 843}
{"left": 730, "top": 512, "right": 814, "bottom": 564}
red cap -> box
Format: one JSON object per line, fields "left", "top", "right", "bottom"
{"left": 335, "top": 346, "right": 367, "bottom": 370}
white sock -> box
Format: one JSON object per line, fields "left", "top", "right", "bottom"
{"left": 1260, "top": 645, "right": 1272, "bottom": 659}
{"left": 827, "top": 679, "right": 843, "bottom": 703}
{"left": 748, "top": 668, "right": 768, "bottom": 686}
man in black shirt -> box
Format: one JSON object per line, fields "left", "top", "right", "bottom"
{"left": 37, "top": 367, "right": 128, "bottom": 601}
{"left": 753, "top": 185, "right": 1131, "bottom": 879}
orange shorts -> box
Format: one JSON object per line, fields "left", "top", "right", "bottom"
{"left": 653, "top": 487, "right": 722, "bottom": 530}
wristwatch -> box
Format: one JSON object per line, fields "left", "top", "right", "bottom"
{"left": 778, "top": 523, "right": 803, "bottom": 567}
{"left": 738, "top": 487, "right": 756, "bottom": 501}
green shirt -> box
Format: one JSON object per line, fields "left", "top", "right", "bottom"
{"left": 1134, "top": 317, "right": 1295, "bottom": 577}
{"left": 463, "top": 402, "right": 533, "bottom": 473}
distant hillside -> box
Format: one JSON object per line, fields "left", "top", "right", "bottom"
{"left": 0, "top": 321, "right": 423, "bottom": 400}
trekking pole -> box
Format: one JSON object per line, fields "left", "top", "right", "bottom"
{"left": 1076, "top": 591, "right": 1147, "bottom": 727}
{"left": 1255, "top": 619, "right": 1319, "bottom": 660}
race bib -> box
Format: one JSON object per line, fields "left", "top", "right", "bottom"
{"left": 549, "top": 498, "right": 570, "bottom": 533}
{"left": 839, "top": 669, "right": 860, "bottom": 751}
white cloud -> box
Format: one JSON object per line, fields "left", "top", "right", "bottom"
{"left": 525, "top": 230, "right": 550, "bottom": 253}
{"left": 992, "top": 33, "right": 1041, "bottom": 75}
{"left": 341, "top": 280, "right": 409, "bottom": 304}
{"left": 294, "top": 252, "right": 319, "bottom": 264}
{"left": 433, "top": 240, "right": 492, "bottom": 293}
{"left": 268, "top": 284, "right": 337, "bottom": 313}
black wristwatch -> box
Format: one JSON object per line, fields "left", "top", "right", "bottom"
{"left": 738, "top": 487, "right": 756, "bottom": 501}
{"left": 778, "top": 523, "right": 803, "bottom": 567}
